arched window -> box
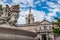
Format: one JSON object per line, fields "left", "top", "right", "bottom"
{"left": 28, "top": 19, "right": 30, "bottom": 24}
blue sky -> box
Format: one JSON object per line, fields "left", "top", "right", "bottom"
{"left": 0, "top": 0, "right": 60, "bottom": 24}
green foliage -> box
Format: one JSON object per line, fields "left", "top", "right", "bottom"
{"left": 53, "top": 17, "right": 60, "bottom": 27}
{"left": 52, "top": 27, "right": 60, "bottom": 36}
{"left": 54, "top": 17, "right": 60, "bottom": 21}
{"left": 0, "top": 5, "right": 3, "bottom": 12}
{"left": 52, "top": 17, "right": 60, "bottom": 36}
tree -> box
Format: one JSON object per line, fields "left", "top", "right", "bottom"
{"left": 52, "top": 17, "right": 60, "bottom": 36}
{"left": 0, "top": 5, "right": 3, "bottom": 12}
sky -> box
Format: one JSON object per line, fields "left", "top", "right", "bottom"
{"left": 0, "top": 0, "right": 60, "bottom": 24}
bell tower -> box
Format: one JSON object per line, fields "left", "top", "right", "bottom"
{"left": 26, "top": 7, "right": 34, "bottom": 24}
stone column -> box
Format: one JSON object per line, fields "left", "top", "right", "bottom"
{"left": 37, "top": 34, "right": 42, "bottom": 40}
{"left": 46, "top": 33, "right": 49, "bottom": 40}
{"left": 40, "top": 34, "right": 42, "bottom": 40}
{"left": 36, "top": 34, "right": 40, "bottom": 40}
{"left": 53, "top": 33, "right": 56, "bottom": 40}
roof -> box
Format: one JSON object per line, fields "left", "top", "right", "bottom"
{"left": 15, "top": 24, "right": 38, "bottom": 27}
{"left": 40, "top": 19, "right": 52, "bottom": 25}
{"left": 15, "top": 19, "right": 53, "bottom": 27}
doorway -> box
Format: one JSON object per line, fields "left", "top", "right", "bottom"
{"left": 42, "top": 34, "right": 46, "bottom": 40}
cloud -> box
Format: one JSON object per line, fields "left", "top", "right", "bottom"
{"left": 17, "top": 9, "right": 45, "bottom": 24}
{"left": 0, "top": 0, "right": 59, "bottom": 24}
{"left": 57, "top": 0, "right": 60, "bottom": 4}
{"left": 0, "top": 0, "right": 6, "bottom": 7}
{"left": 46, "top": 1, "right": 60, "bottom": 12}
{"left": 45, "top": 1, "right": 60, "bottom": 22}
{"left": 0, "top": 0, "right": 12, "bottom": 7}
{"left": 12, "top": 0, "right": 34, "bottom": 7}
{"left": 48, "top": 12, "right": 56, "bottom": 17}
{"left": 46, "top": 12, "right": 57, "bottom": 22}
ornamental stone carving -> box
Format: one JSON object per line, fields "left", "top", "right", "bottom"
{"left": 0, "top": 5, "right": 20, "bottom": 26}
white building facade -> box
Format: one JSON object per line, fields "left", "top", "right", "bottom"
{"left": 36, "top": 19, "right": 56, "bottom": 40}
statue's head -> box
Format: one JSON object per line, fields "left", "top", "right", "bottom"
{"left": 6, "top": 5, "right": 9, "bottom": 8}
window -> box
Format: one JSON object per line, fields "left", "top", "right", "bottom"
{"left": 28, "top": 19, "right": 30, "bottom": 24}
{"left": 44, "top": 26, "right": 47, "bottom": 30}
{"left": 40, "top": 27, "right": 41, "bottom": 30}
{"left": 49, "top": 26, "right": 52, "bottom": 30}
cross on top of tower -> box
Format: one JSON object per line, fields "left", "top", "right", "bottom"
{"left": 44, "top": 14, "right": 46, "bottom": 20}
{"left": 29, "top": 6, "right": 31, "bottom": 14}
{"left": 28, "top": 6, "right": 33, "bottom": 17}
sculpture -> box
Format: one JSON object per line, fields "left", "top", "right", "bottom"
{"left": 0, "top": 5, "right": 20, "bottom": 26}
{"left": 8, "top": 5, "right": 20, "bottom": 25}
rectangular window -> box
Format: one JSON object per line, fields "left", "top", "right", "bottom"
{"left": 44, "top": 26, "right": 47, "bottom": 30}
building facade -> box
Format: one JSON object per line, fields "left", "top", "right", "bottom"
{"left": 36, "top": 20, "right": 55, "bottom": 40}
{"left": 25, "top": 12, "right": 55, "bottom": 40}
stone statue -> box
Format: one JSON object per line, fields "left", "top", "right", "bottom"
{"left": 8, "top": 12, "right": 19, "bottom": 25}
{"left": 0, "top": 5, "right": 20, "bottom": 26}
{"left": 8, "top": 5, "right": 20, "bottom": 26}
{"left": 0, "top": 5, "right": 10, "bottom": 24}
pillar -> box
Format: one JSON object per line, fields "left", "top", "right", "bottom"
{"left": 40, "top": 35, "right": 42, "bottom": 40}
{"left": 46, "top": 33, "right": 49, "bottom": 40}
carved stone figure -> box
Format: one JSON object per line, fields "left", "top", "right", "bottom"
{"left": 8, "top": 5, "right": 20, "bottom": 25}
{"left": 8, "top": 12, "right": 19, "bottom": 25}
{"left": 0, "top": 5, "right": 20, "bottom": 26}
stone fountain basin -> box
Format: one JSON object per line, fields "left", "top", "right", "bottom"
{"left": 0, "top": 26, "right": 37, "bottom": 40}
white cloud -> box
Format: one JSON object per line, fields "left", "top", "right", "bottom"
{"left": 46, "top": 1, "right": 60, "bottom": 12}
{"left": 17, "top": 9, "right": 45, "bottom": 24}
{"left": 12, "top": 0, "right": 34, "bottom": 7}
{"left": 0, "top": 0, "right": 12, "bottom": 7}
{"left": 48, "top": 12, "right": 56, "bottom": 17}
{"left": 46, "top": 16, "right": 52, "bottom": 21}
{"left": 7, "top": 0, "right": 59, "bottom": 24}
{"left": 57, "top": 0, "right": 60, "bottom": 4}
{"left": 46, "top": 1, "right": 60, "bottom": 15}
{"left": 46, "top": 1, "right": 58, "bottom": 8}
{"left": 0, "top": 0, "right": 59, "bottom": 24}
{"left": 0, "top": 0, "right": 5, "bottom": 7}
{"left": 45, "top": 1, "right": 60, "bottom": 22}
{"left": 35, "top": 1, "right": 40, "bottom": 4}
{"left": 34, "top": 1, "right": 59, "bottom": 22}
{"left": 46, "top": 12, "right": 57, "bottom": 22}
